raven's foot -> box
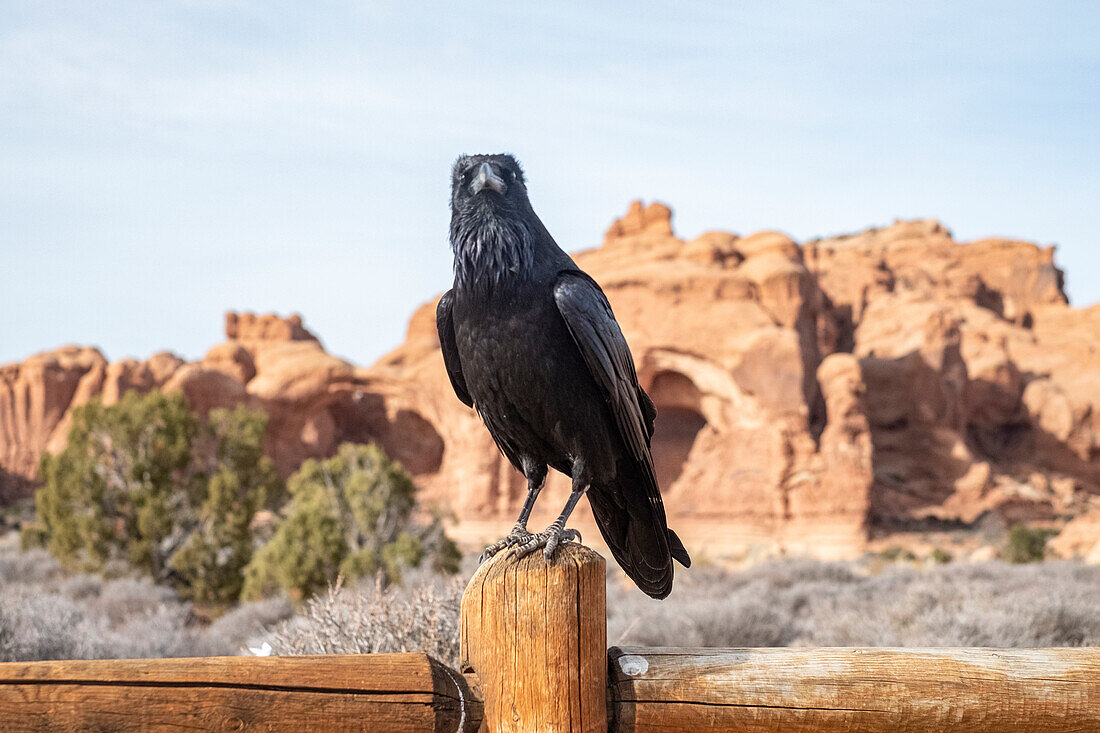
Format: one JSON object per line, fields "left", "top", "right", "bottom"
{"left": 478, "top": 524, "right": 534, "bottom": 563}
{"left": 513, "top": 521, "right": 582, "bottom": 560}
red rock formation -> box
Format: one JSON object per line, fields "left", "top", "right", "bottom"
{"left": 0, "top": 346, "right": 106, "bottom": 500}
{"left": 808, "top": 220, "right": 1098, "bottom": 533}
{"left": 368, "top": 206, "right": 1097, "bottom": 557}
{"left": 2, "top": 204, "right": 1098, "bottom": 560}
{"left": 224, "top": 312, "right": 318, "bottom": 343}
{"left": 0, "top": 314, "right": 375, "bottom": 485}
{"left": 1049, "top": 502, "right": 1100, "bottom": 562}
{"left": 364, "top": 204, "right": 864, "bottom": 557}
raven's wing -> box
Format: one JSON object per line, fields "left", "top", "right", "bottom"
{"left": 554, "top": 270, "right": 689, "bottom": 598}
{"left": 553, "top": 271, "right": 652, "bottom": 462}
{"left": 436, "top": 290, "right": 473, "bottom": 408}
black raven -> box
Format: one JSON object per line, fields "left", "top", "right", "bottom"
{"left": 436, "top": 153, "right": 690, "bottom": 599}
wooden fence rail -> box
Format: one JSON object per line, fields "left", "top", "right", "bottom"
{"left": 0, "top": 654, "right": 481, "bottom": 732}
{"left": 1, "top": 543, "right": 1098, "bottom": 731}
{"left": 608, "top": 646, "right": 1100, "bottom": 732}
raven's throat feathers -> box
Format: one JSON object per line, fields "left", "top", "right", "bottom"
{"left": 450, "top": 209, "right": 536, "bottom": 293}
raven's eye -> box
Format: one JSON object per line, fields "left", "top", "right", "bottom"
{"left": 505, "top": 169, "right": 516, "bottom": 182}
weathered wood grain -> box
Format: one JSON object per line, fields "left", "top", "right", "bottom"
{"left": 461, "top": 543, "right": 607, "bottom": 733}
{"left": 608, "top": 646, "right": 1100, "bottom": 732}
{"left": 0, "top": 652, "right": 481, "bottom": 732}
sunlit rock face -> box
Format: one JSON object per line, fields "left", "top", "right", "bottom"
{"left": 3, "top": 203, "right": 1098, "bottom": 560}
{"left": 364, "top": 203, "right": 1097, "bottom": 559}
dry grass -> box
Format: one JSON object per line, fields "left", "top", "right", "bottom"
{"left": 262, "top": 570, "right": 463, "bottom": 668}
{"left": 607, "top": 558, "right": 1100, "bottom": 648}
{"left": 0, "top": 543, "right": 291, "bottom": 661}
{"left": 4, "top": 537, "right": 1100, "bottom": 664}
{"left": 264, "top": 555, "right": 1100, "bottom": 668}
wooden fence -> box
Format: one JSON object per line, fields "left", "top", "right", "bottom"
{"left": 1, "top": 543, "right": 1098, "bottom": 731}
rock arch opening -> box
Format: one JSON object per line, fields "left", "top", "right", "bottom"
{"left": 647, "top": 370, "right": 707, "bottom": 491}
{"left": 331, "top": 397, "right": 445, "bottom": 476}
{"left": 384, "top": 409, "right": 445, "bottom": 476}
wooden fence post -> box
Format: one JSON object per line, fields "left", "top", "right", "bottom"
{"left": 461, "top": 543, "right": 607, "bottom": 733}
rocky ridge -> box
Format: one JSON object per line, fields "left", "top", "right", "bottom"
{"left": 2, "top": 203, "right": 1098, "bottom": 560}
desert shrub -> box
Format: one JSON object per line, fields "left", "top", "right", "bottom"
{"left": 25, "top": 393, "right": 283, "bottom": 602}
{"left": 262, "top": 571, "right": 463, "bottom": 668}
{"left": 169, "top": 406, "right": 283, "bottom": 602}
{"left": 928, "top": 548, "right": 953, "bottom": 564}
{"left": 242, "top": 443, "right": 460, "bottom": 600}
{"left": 28, "top": 392, "right": 197, "bottom": 577}
{"left": 1002, "top": 524, "right": 1057, "bottom": 563}
{"left": 877, "top": 546, "right": 917, "bottom": 562}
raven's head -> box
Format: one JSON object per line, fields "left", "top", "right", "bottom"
{"left": 448, "top": 153, "right": 538, "bottom": 289}
{"left": 450, "top": 153, "right": 529, "bottom": 217}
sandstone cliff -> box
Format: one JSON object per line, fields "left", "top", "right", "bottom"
{"left": 3, "top": 204, "right": 1098, "bottom": 560}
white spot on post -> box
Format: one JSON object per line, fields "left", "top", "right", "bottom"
{"left": 618, "top": 655, "right": 649, "bottom": 676}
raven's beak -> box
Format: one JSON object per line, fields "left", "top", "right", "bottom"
{"left": 470, "top": 162, "right": 505, "bottom": 195}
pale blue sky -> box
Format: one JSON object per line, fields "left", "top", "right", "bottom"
{"left": 2, "top": 1, "right": 1097, "bottom": 366}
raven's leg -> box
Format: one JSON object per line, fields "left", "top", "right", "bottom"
{"left": 478, "top": 460, "right": 546, "bottom": 563}
{"left": 514, "top": 468, "right": 586, "bottom": 560}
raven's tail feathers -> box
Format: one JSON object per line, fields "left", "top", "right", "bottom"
{"left": 588, "top": 463, "right": 690, "bottom": 599}
{"left": 668, "top": 528, "right": 691, "bottom": 568}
